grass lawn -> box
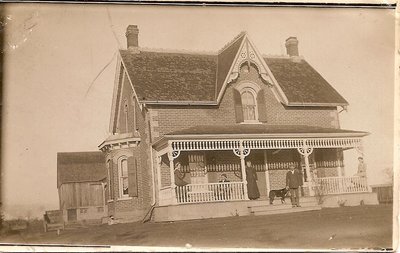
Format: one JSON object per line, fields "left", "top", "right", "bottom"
{"left": 0, "top": 205, "right": 393, "bottom": 250}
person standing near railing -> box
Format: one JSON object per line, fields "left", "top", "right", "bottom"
{"left": 174, "top": 162, "right": 188, "bottom": 202}
{"left": 246, "top": 161, "right": 260, "bottom": 200}
{"left": 353, "top": 157, "right": 368, "bottom": 191}
{"left": 355, "top": 157, "right": 367, "bottom": 178}
{"left": 218, "top": 173, "right": 231, "bottom": 200}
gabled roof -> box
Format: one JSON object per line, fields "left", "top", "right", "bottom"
{"left": 215, "top": 32, "right": 246, "bottom": 97}
{"left": 119, "top": 32, "right": 348, "bottom": 107}
{"left": 120, "top": 50, "right": 217, "bottom": 102}
{"left": 57, "top": 151, "right": 106, "bottom": 188}
{"left": 264, "top": 57, "right": 348, "bottom": 106}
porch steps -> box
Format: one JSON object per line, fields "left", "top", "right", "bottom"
{"left": 248, "top": 197, "right": 321, "bottom": 216}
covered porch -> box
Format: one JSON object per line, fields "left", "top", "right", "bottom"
{"left": 153, "top": 125, "right": 370, "bottom": 206}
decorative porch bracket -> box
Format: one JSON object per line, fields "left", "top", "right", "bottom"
{"left": 297, "top": 143, "right": 314, "bottom": 196}
{"left": 233, "top": 141, "right": 250, "bottom": 200}
{"left": 167, "top": 146, "right": 181, "bottom": 205}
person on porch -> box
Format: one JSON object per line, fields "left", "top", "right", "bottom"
{"left": 217, "top": 174, "right": 231, "bottom": 200}
{"left": 286, "top": 164, "right": 303, "bottom": 208}
{"left": 355, "top": 157, "right": 367, "bottom": 178}
{"left": 245, "top": 160, "right": 260, "bottom": 200}
{"left": 174, "top": 162, "right": 188, "bottom": 202}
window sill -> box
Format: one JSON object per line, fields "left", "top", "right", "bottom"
{"left": 107, "top": 200, "right": 114, "bottom": 203}
{"left": 117, "top": 197, "right": 133, "bottom": 201}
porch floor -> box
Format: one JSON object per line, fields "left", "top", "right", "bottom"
{"left": 153, "top": 191, "right": 379, "bottom": 222}
{"left": 153, "top": 196, "right": 320, "bottom": 222}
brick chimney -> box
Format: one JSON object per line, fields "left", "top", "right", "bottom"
{"left": 126, "top": 25, "right": 139, "bottom": 50}
{"left": 285, "top": 37, "right": 299, "bottom": 57}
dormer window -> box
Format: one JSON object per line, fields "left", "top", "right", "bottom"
{"left": 233, "top": 81, "right": 268, "bottom": 124}
{"left": 241, "top": 89, "right": 257, "bottom": 122}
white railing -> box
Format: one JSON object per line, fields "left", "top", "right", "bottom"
{"left": 170, "top": 137, "right": 362, "bottom": 151}
{"left": 176, "top": 182, "right": 245, "bottom": 204}
{"left": 313, "top": 176, "right": 369, "bottom": 195}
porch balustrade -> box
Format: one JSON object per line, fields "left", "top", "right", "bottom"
{"left": 175, "top": 182, "right": 245, "bottom": 204}
{"left": 313, "top": 176, "right": 369, "bottom": 195}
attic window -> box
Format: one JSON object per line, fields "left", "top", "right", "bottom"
{"left": 124, "top": 101, "right": 129, "bottom": 132}
{"left": 241, "top": 89, "right": 257, "bottom": 121}
{"left": 233, "top": 82, "right": 268, "bottom": 124}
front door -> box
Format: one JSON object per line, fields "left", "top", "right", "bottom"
{"left": 67, "top": 209, "right": 77, "bottom": 221}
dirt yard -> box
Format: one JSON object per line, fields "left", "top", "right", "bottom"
{"left": 0, "top": 205, "right": 393, "bottom": 250}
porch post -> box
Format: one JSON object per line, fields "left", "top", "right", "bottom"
{"left": 239, "top": 141, "right": 249, "bottom": 200}
{"left": 156, "top": 154, "right": 162, "bottom": 197}
{"left": 297, "top": 141, "right": 313, "bottom": 196}
{"left": 263, "top": 150, "right": 271, "bottom": 194}
{"left": 167, "top": 147, "right": 178, "bottom": 205}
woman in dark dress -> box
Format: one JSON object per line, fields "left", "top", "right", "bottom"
{"left": 245, "top": 160, "right": 260, "bottom": 200}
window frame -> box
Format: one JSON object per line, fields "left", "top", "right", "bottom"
{"left": 118, "top": 156, "right": 129, "bottom": 198}
{"left": 240, "top": 87, "right": 259, "bottom": 123}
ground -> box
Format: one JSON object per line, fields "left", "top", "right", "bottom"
{"left": 0, "top": 205, "right": 393, "bottom": 250}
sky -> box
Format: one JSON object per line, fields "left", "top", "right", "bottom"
{"left": 2, "top": 4, "right": 395, "bottom": 218}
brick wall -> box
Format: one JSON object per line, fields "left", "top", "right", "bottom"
{"left": 149, "top": 65, "right": 339, "bottom": 140}
{"left": 105, "top": 66, "right": 153, "bottom": 223}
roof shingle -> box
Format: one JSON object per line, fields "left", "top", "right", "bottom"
{"left": 120, "top": 33, "right": 348, "bottom": 106}
{"left": 264, "top": 57, "right": 348, "bottom": 105}
{"left": 120, "top": 50, "right": 217, "bottom": 102}
{"left": 57, "top": 151, "right": 106, "bottom": 188}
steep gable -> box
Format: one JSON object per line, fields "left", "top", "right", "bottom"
{"left": 215, "top": 33, "right": 246, "bottom": 98}
{"left": 117, "top": 31, "right": 348, "bottom": 108}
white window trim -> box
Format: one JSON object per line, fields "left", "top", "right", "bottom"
{"left": 118, "top": 156, "right": 130, "bottom": 199}
{"left": 240, "top": 87, "right": 259, "bottom": 123}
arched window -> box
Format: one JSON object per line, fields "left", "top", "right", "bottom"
{"left": 241, "top": 89, "right": 258, "bottom": 121}
{"left": 118, "top": 157, "right": 129, "bottom": 198}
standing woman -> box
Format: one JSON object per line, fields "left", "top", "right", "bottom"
{"left": 245, "top": 160, "right": 260, "bottom": 200}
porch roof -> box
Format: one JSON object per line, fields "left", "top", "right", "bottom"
{"left": 153, "top": 124, "right": 368, "bottom": 150}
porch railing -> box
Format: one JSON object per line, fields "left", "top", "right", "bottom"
{"left": 313, "top": 176, "right": 369, "bottom": 195}
{"left": 176, "top": 182, "right": 245, "bottom": 204}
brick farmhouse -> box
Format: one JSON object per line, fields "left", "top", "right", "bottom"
{"left": 63, "top": 25, "right": 379, "bottom": 223}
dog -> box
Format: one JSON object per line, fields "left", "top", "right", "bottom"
{"left": 269, "top": 188, "right": 290, "bottom": 204}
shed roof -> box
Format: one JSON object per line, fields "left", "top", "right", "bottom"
{"left": 165, "top": 124, "right": 368, "bottom": 137}
{"left": 57, "top": 151, "right": 106, "bottom": 188}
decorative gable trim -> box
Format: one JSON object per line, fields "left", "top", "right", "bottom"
{"left": 216, "top": 34, "right": 290, "bottom": 106}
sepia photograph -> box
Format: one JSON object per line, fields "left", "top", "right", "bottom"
{"left": 0, "top": 2, "right": 396, "bottom": 251}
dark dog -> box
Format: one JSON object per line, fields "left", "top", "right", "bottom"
{"left": 269, "top": 188, "right": 290, "bottom": 204}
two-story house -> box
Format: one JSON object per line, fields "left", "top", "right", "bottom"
{"left": 97, "top": 25, "right": 378, "bottom": 223}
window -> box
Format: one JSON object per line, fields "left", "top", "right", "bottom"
{"left": 119, "top": 157, "right": 129, "bottom": 198}
{"left": 241, "top": 89, "right": 257, "bottom": 121}
{"left": 233, "top": 83, "right": 267, "bottom": 124}
{"left": 124, "top": 100, "right": 129, "bottom": 132}
{"left": 107, "top": 160, "right": 113, "bottom": 200}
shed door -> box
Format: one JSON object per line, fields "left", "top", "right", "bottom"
{"left": 67, "top": 209, "right": 77, "bottom": 221}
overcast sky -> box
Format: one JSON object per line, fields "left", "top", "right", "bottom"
{"left": 2, "top": 4, "right": 395, "bottom": 218}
